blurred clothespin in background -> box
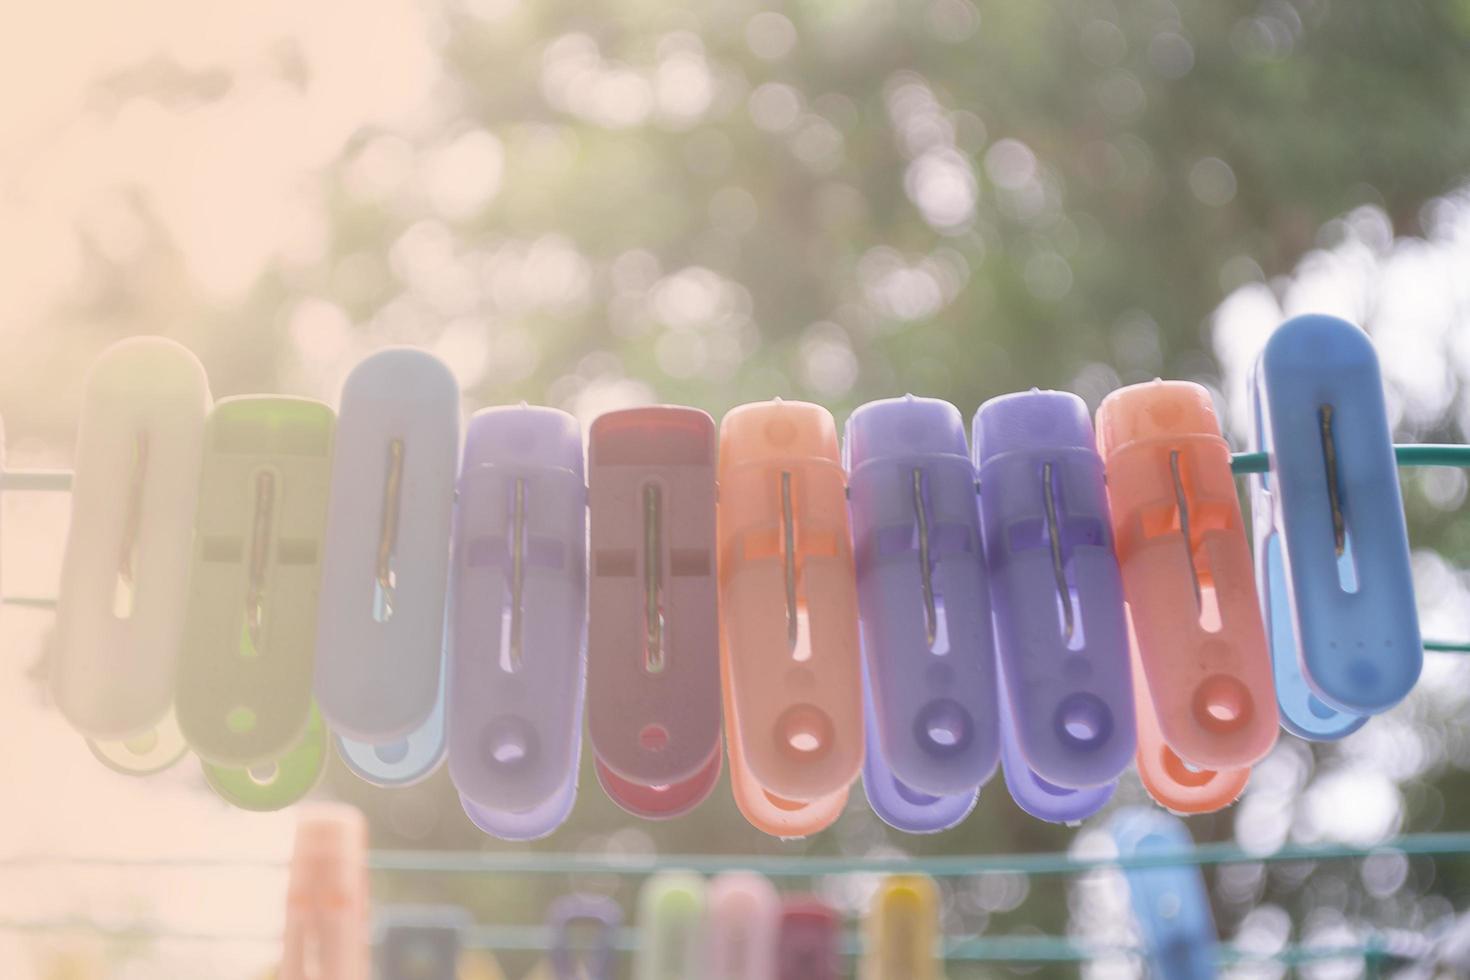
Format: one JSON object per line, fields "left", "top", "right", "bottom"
{"left": 1110, "top": 808, "right": 1217, "bottom": 980}
{"left": 279, "top": 804, "right": 370, "bottom": 980}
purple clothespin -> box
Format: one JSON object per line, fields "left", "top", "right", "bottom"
{"left": 861, "top": 659, "right": 979, "bottom": 833}
{"left": 997, "top": 661, "right": 1115, "bottom": 823}
{"left": 846, "top": 396, "right": 999, "bottom": 827}
{"left": 548, "top": 894, "right": 622, "bottom": 980}
{"left": 974, "top": 390, "right": 1135, "bottom": 793}
{"left": 447, "top": 406, "right": 587, "bottom": 841}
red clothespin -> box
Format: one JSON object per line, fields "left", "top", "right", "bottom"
{"left": 280, "top": 804, "right": 370, "bottom": 980}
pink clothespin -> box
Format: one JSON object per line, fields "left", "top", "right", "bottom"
{"left": 587, "top": 407, "right": 723, "bottom": 819}
{"left": 279, "top": 804, "right": 370, "bottom": 980}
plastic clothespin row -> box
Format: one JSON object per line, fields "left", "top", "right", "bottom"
{"left": 279, "top": 804, "right": 370, "bottom": 980}
{"left": 718, "top": 400, "right": 863, "bottom": 836}
{"left": 704, "top": 873, "right": 781, "bottom": 980}
{"left": 1252, "top": 314, "right": 1421, "bottom": 733}
{"left": 1097, "top": 381, "right": 1278, "bottom": 772}
{"left": 587, "top": 407, "right": 722, "bottom": 819}
{"left": 377, "top": 906, "right": 470, "bottom": 980}
{"left": 861, "top": 875, "right": 940, "bottom": 980}
{"left": 777, "top": 898, "right": 841, "bottom": 980}
{"left": 175, "top": 397, "right": 336, "bottom": 780}
{"left": 635, "top": 872, "right": 706, "bottom": 980}
{"left": 52, "top": 338, "right": 211, "bottom": 776}
{"left": 1128, "top": 615, "right": 1249, "bottom": 815}
{"left": 996, "top": 664, "right": 1115, "bottom": 823}
{"left": 1109, "top": 807, "right": 1219, "bottom": 980}
{"left": 974, "top": 390, "right": 1135, "bottom": 791}
{"left": 846, "top": 397, "right": 999, "bottom": 826}
{"left": 448, "top": 406, "right": 587, "bottom": 841}
{"left": 316, "top": 349, "right": 460, "bottom": 787}
{"left": 548, "top": 894, "right": 622, "bottom": 980}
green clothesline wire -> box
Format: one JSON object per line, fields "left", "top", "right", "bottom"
{"left": 0, "top": 918, "right": 1407, "bottom": 965}
{"left": 10, "top": 830, "right": 1470, "bottom": 877}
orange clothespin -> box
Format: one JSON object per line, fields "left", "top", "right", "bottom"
{"left": 280, "top": 804, "right": 370, "bottom": 980}
{"left": 717, "top": 400, "right": 863, "bottom": 837}
{"left": 1096, "top": 381, "right": 1276, "bottom": 810}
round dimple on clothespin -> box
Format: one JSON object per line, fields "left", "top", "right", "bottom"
{"left": 203, "top": 703, "right": 328, "bottom": 811}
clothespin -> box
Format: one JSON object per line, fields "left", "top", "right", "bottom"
{"left": 316, "top": 349, "right": 459, "bottom": 787}
{"left": 846, "top": 396, "right": 998, "bottom": 833}
{"left": 776, "top": 898, "right": 840, "bottom": 980}
{"left": 1096, "top": 381, "right": 1277, "bottom": 775}
{"left": 973, "top": 390, "right": 1135, "bottom": 796}
{"left": 587, "top": 407, "right": 722, "bottom": 819}
{"left": 174, "top": 397, "right": 336, "bottom": 784}
{"left": 861, "top": 875, "right": 940, "bottom": 980}
{"left": 447, "top": 406, "right": 586, "bottom": 841}
{"left": 203, "top": 702, "right": 330, "bottom": 811}
{"left": 377, "top": 906, "right": 469, "bottom": 980}
{"left": 548, "top": 894, "right": 622, "bottom": 980}
{"left": 860, "top": 658, "right": 978, "bottom": 833}
{"left": 279, "top": 804, "right": 370, "bottom": 980}
{"left": 1128, "top": 615, "right": 1249, "bottom": 814}
{"left": 634, "top": 871, "right": 706, "bottom": 980}
{"left": 718, "top": 400, "right": 862, "bottom": 836}
{"left": 1251, "top": 314, "right": 1421, "bottom": 734}
{"left": 995, "top": 665, "right": 1115, "bottom": 823}
{"left": 52, "top": 338, "right": 210, "bottom": 775}
{"left": 1109, "top": 807, "right": 1218, "bottom": 980}
{"left": 704, "top": 872, "right": 781, "bottom": 980}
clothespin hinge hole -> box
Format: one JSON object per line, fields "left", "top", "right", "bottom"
{"left": 1193, "top": 674, "right": 1252, "bottom": 733}
{"left": 915, "top": 698, "right": 972, "bottom": 756}
{"left": 1054, "top": 692, "right": 1112, "bottom": 749}
{"left": 639, "top": 723, "right": 670, "bottom": 752}
{"left": 777, "top": 704, "right": 833, "bottom": 760}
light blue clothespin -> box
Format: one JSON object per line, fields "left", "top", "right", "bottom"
{"left": 316, "top": 349, "right": 460, "bottom": 785}
{"left": 1110, "top": 807, "right": 1217, "bottom": 980}
{"left": 1252, "top": 315, "right": 1421, "bottom": 735}
{"left": 377, "top": 905, "right": 470, "bottom": 980}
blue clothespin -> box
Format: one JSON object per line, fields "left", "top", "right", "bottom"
{"left": 1252, "top": 315, "right": 1421, "bottom": 732}
{"left": 1110, "top": 807, "right": 1218, "bottom": 980}
{"left": 377, "top": 905, "right": 470, "bottom": 980}
{"left": 316, "top": 349, "right": 460, "bottom": 786}
{"left": 549, "top": 894, "right": 622, "bottom": 980}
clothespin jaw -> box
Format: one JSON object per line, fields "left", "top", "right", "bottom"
{"left": 202, "top": 701, "right": 329, "bottom": 811}
{"left": 1096, "top": 381, "right": 1278, "bottom": 772}
{"left": 862, "top": 875, "right": 940, "bottom": 980}
{"left": 548, "top": 894, "right": 622, "bottom": 980}
{"left": 777, "top": 898, "right": 841, "bottom": 980}
{"left": 724, "top": 634, "right": 849, "bottom": 836}
{"left": 996, "top": 662, "right": 1115, "bottom": 824}
{"left": 447, "top": 406, "right": 586, "bottom": 841}
{"left": 587, "top": 407, "right": 722, "bottom": 819}
{"left": 1110, "top": 807, "right": 1219, "bottom": 980}
{"left": 718, "top": 400, "right": 863, "bottom": 806}
{"left": 1128, "top": 621, "right": 1249, "bottom": 814}
{"left": 377, "top": 906, "right": 470, "bottom": 980}
{"left": 334, "top": 656, "right": 448, "bottom": 788}
{"left": 1254, "top": 315, "right": 1422, "bottom": 718}
{"left": 861, "top": 658, "right": 979, "bottom": 834}
{"left": 635, "top": 872, "right": 707, "bottom": 980}
{"left": 280, "top": 804, "right": 370, "bottom": 980}
{"left": 846, "top": 395, "right": 999, "bottom": 798}
{"left": 315, "top": 348, "right": 459, "bottom": 748}
{"left": 176, "top": 396, "right": 336, "bottom": 767}
{"left": 704, "top": 873, "right": 781, "bottom": 980}
{"left": 974, "top": 390, "right": 1135, "bottom": 790}
{"left": 53, "top": 338, "right": 210, "bottom": 770}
